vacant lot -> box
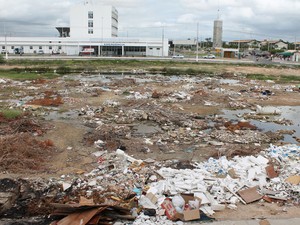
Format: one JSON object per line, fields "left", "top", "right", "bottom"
{"left": 0, "top": 59, "right": 299, "bottom": 224}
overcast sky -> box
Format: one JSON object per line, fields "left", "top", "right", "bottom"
{"left": 0, "top": 0, "right": 299, "bottom": 42}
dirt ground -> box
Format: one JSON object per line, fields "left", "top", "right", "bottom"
{"left": 1, "top": 65, "right": 300, "bottom": 222}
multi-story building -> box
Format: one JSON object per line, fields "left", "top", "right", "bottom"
{"left": 70, "top": 0, "right": 118, "bottom": 39}
{"left": 0, "top": 0, "right": 168, "bottom": 57}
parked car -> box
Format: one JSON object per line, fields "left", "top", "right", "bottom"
{"left": 172, "top": 54, "right": 184, "bottom": 59}
{"left": 79, "top": 47, "right": 95, "bottom": 56}
{"left": 14, "top": 48, "right": 24, "bottom": 55}
{"left": 1, "top": 50, "right": 9, "bottom": 54}
{"left": 203, "top": 54, "right": 216, "bottom": 59}
{"left": 37, "top": 50, "right": 44, "bottom": 54}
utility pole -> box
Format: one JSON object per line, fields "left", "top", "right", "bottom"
{"left": 4, "top": 23, "right": 8, "bottom": 60}
{"left": 161, "top": 26, "right": 164, "bottom": 57}
{"left": 101, "top": 17, "right": 104, "bottom": 42}
{"left": 196, "top": 22, "right": 199, "bottom": 62}
{"left": 173, "top": 43, "right": 175, "bottom": 56}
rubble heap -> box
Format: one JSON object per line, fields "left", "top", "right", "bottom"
{"left": 0, "top": 144, "right": 299, "bottom": 224}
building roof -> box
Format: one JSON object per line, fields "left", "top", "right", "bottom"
{"left": 229, "top": 39, "right": 257, "bottom": 43}
{"left": 261, "top": 40, "right": 286, "bottom": 44}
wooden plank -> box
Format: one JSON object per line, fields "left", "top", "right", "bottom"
{"left": 238, "top": 187, "right": 262, "bottom": 204}
{"left": 57, "top": 208, "right": 102, "bottom": 225}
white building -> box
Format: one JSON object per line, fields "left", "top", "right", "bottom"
{"left": 0, "top": 36, "right": 168, "bottom": 57}
{"left": 0, "top": 0, "right": 169, "bottom": 57}
{"left": 70, "top": 0, "right": 118, "bottom": 39}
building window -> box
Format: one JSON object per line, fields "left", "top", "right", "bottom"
{"left": 49, "top": 46, "right": 52, "bottom": 50}
{"left": 88, "top": 11, "right": 93, "bottom": 19}
{"left": 39, "top": 46, "right": 42, "bottom": 49}
{"left": 88, "top": 20, "right": 93, "bottom": 28}
{"left": 88, "top": 29, "right": 93, "bottom": 34}
{"left": 11, "top": 46, "right": 14, "bottom": 49}
{"left": 157, "top": 48, "right": 160, "bottom": 50}
{"left": 30, "top": 46, "right": 33, "bottom": 49}
{"left": 58, "top": 46, "right": 62, "bottom": 50}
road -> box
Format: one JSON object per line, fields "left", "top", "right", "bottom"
{"left": 4, "top": 54, "right": 300, "bottom": 66}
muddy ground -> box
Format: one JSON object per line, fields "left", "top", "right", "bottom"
{"left": 0, "top": 64, "right": 300, "bottom": 223}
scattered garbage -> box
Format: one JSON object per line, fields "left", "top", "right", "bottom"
{"left": 1, "top": 72, "right": 300, "bottom": 224}
{"left": 256, "top": 105, "right": 282, "bottom": 115}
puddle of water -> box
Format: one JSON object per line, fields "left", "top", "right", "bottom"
{"left": 45, "top": 110, "right": 78, "bottom": 121}
{"left": 63, "top": 74, "right": 113, "bottom": 83}
{"left": 63, "top": 74, "right": 161, "bottom": 83}
{"left": 132, "top": 123, "right": 162, "bottom": 136}
{"left": 221, "top": 106, "right": 300, "bottom": 144}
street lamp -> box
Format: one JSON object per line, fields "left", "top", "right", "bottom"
{"left": 196, "top": 22, "right": 199, "bottom": 62}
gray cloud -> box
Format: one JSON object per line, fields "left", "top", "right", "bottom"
{"left": 0, "top": 0, "right": 299, "bottom": 41}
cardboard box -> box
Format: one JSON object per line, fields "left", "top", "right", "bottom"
{"left": 181, "top": 194, "right": 201, "bottom": 221}
{"left": 161, "top": 198, "right": 177, "bottom": 220}
{"left": 161, "top": 194, "right": 201, "bottom": 221}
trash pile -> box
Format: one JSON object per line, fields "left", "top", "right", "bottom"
{"left": 1, "top": 144, "right": 299, "bottom": 224}
{"left": 133, "top": 144, "right": 300, "bottom": 223}
{"left": 1, "top": 72, "right": 300, "bottom": 224}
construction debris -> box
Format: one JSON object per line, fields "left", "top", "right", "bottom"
{"left": 1, "top": 72, "right": 300, "bottom": 224}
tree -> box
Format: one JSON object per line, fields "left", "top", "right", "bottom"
{"left": 205, "top": 37, "right": 212, "bottom": 48}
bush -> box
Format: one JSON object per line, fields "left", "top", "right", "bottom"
{"left": 0, "top": 54, "right": 4, "bottom": 64}
{"left": 56, "top": 66, "right": 71, "bottom": 75}
{"left": 0, "top": 109, "right": 23, "bottom": 119}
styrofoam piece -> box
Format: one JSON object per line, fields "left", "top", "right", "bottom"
{"left": 200, "top": 206, "right": 215, "bottom": 216}
{"left": 211, "top": 204, "right": 226, "bottom": 211}
{"left": 62, "top": 182, "right": 72, "bottom": 191}
{"left": 139, "top": 195, "right": 157, "bottom": 209}
{"left": 227, "top": 204, "right": 238, "bottom": 210}
{"left": 194, "top": 192, "right": 210, "bottom": 205}
{"left": 92, "top": 150, "right": 106, "bottom": 157}
{"left": 116, "top": 149, "right": 143, "bottom": 165}
{"left": 256, "top": 105, "right": 282, "bottom": 115}
{"left": 172, "top": 195, "right": 185, "bottom": 213}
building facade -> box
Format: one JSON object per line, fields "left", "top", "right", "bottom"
{"left": 70, "top": 0, "right": 118, "bottom": 39}
{"left": 0, "top": 0, "right": 169, "bottom": 57}
{"left": 0, "top": 36, "right": 169, "bottom": 57}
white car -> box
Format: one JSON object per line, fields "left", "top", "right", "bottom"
{"left": 1, "top": 50, "right": 9, "bottom": 54}
{"left": 203, "top": 54, "right": 216, "bottom": 59}
{"left": 172, "top": 54, "right": 184, "bottom": 59}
